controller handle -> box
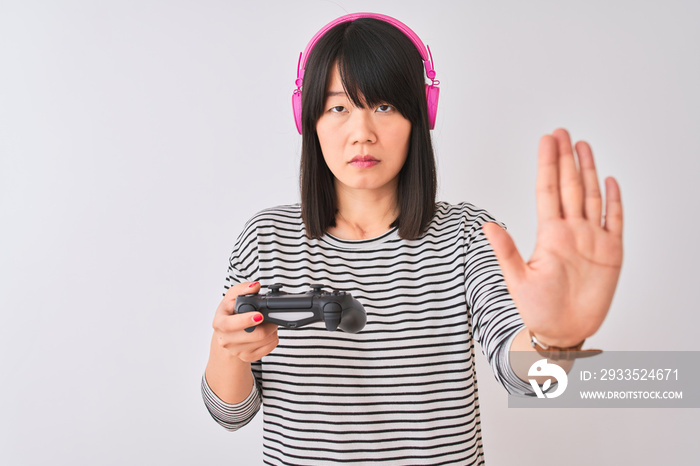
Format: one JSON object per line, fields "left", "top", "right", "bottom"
{"left": 338, "top": 305, "right": 366, "bottom": 333}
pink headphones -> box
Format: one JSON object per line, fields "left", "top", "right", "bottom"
{"left": 292, "top": 12, "right": 440, "bottom": 134}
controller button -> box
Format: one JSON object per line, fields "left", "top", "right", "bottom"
{"left": 268, "top": 284, "right": 283, "bottom": 293}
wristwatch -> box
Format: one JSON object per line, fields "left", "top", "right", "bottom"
{"left": 529, "top": 330, "right": 602, "bottom": 360}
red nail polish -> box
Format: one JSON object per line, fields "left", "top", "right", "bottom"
{"left": 248, "top": 282, "right": 260, "bottom": 288}
{"left": 253, "top": 314, "right": 263, "bottom": 323}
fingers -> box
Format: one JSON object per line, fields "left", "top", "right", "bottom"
{"left": 537, "top": 129, "right": 610, "bottom": 227}
{"left": 213, "top": 320, "right": 279, "bottom": 362}
{"left": 553, "top": 128, "right": 584, "bottom": 219}
{"left": 231, "top": 323, "right": 280, "bottom": 362}
{"left": 212, "top": 281, "right": 279, "bottom": 361}
{"left": 214, "top": 309, "right": 266, "bottom": 334}
{"left": 604, "top": 177, "right": 623, "bottom": 236}
{"left": 575, "top": 140, "right": 603, "bottom": 223}
{"left": 216, "top": 281, "right": 261, "bottom": 316}
{"left": 214, "top": 281, "right": 264, "bottom": 332}
{"left": 536, "top": 134, "right": 562, "bottom": 222}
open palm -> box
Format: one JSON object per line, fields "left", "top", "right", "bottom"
{"left": 483, "top": 129, "right": 623, "bottom": 347}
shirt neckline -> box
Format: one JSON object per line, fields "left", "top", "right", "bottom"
{"left": 320, "top": 226, "right": 400, "bottom": 249}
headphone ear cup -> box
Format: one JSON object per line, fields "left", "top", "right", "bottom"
{"left": 425, "top": 84, "right": 439, "bottom": 130}
{"left": 292, "top": 91, "right": 303, "bottom": 134}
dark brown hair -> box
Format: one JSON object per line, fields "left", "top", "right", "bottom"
{"left": 300, "top": 18, "right": 437, "bottom": 239}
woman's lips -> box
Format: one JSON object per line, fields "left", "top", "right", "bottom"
{"left": 349, "top": 155, "right": 379, "bottom": 168}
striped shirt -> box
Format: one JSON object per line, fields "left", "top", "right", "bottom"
{"left": 202, "top": 202, "right": 530, "bottom": 465}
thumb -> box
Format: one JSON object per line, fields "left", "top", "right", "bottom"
{"left": 482, "top": 222, "right": 527, "bottom": 285}
{"left": 217, "top": 281, "right": 261, "bottom": 316}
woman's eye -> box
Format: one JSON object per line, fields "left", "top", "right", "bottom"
{"left": 376, "top": 104, "right": 394, "bottom": 113}
{"left": 329, "top": 105, "right": 347, "bottom": 113}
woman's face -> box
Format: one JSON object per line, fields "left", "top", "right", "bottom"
{"left": 316, "top": 65, "right": 411, "bottom": 198}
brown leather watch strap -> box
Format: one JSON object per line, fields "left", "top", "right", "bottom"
{"left": 529, "top": 330, "right": 603, "bottom": 360}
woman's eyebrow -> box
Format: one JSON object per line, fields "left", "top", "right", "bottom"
{"left": 325, "top": 90, "right": 347, "bottom": 97}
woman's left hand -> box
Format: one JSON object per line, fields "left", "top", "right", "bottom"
{"left": 483, "top": 128, "right": 623, "bottom": 347}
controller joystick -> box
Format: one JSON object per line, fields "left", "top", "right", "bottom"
{"left": 235, "top": 284, "right": 367, "bottom": 333}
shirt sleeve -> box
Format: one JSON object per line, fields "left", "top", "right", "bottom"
{"left": 201, "top": 215, "right": 265, "bottom": 430}
{"left": 224, "top": 215, "right": 263, "bottom": 293}
{"left": 201, "top": 374, "right": 263, "bottom": 431}
{"left": 463, "top": 207, "right": 533, "bottom": 395}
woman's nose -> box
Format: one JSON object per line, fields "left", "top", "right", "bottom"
{"left": 348, "top": 109, "right": 377, "bottom": 144}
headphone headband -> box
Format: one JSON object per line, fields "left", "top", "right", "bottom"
{"left": 296, "top": 13, "right": 436, "bottom": 86}
{"left": 292, "top": 12, "right": 439, "bottom": 134}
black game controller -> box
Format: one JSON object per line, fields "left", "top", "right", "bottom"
{"left": 235, "top": 284, "right": 367, "bottom": 333}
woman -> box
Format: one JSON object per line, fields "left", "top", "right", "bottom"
{"left": 202, "top": 13, "right": 623, "bottom": 465}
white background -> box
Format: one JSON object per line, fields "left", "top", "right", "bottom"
{"left": 1, "top": 0, "right": 699, "bottom": 464}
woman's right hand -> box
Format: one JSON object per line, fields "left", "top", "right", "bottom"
{"left": 211, "top": 281, "right": 279, "bottom": 362}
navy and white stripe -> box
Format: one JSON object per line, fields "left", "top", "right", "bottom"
{"left": 203, "top": 202, "right": 529, "bottom": 465}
